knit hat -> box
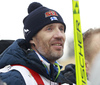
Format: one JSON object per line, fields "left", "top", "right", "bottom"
{"left": 23, "top": 2, "right": 66, "bottom": 43}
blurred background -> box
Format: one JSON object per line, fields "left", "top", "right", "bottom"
{"left": 0, "top": 0, "right": 100, "bottom": 69}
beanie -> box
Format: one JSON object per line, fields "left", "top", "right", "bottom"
{"left": 23, "top": 2, "right": 66, "bottom": 43}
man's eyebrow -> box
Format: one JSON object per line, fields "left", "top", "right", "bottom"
{"left": 60, "top": 25, "right": 64, "bottom": 27}
{"left": 45, "top": 24, "right": 53, "bottom": 27}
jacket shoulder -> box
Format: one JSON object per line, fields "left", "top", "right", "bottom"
{"left": 0, "top": 70, "right": 26, "bottom": 85}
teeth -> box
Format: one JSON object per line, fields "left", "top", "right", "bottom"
{"left": 55, "top": 44, "right": 61, "bottom": 46}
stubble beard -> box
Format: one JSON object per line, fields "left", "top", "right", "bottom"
{"left": 37, "top": 46, "right": 63, "bottom": 63}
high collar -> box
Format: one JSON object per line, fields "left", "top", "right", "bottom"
{"left": 35, "top": 51, "right": 62, "bottom": 72}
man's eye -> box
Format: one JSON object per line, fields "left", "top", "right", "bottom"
{"left": 60, "top": 28, "right": 64, "bottom": 32}
{"left": 47, "top": 28, "right": 52, "bottom": 30}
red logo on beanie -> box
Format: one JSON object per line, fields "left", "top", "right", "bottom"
{"left": 45, "top": 10, "right": 58, "bottom": 17}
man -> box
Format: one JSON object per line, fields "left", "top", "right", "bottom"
{"left": 82, "top": 28, "right": 100, "bottom": 85}
{"left": 83, "top": 28, "right": 100, "bottom": 85}
{"left": 83, "top": 28, "right": 100, "bottom": 77}
{"left": 0, "top": 2, "right": 75, "bottom": 85}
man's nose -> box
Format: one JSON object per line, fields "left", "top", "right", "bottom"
{"left": 54, "top": 29, "right": 64, "bottom": 39}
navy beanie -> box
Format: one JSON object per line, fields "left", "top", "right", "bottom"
{"left": 23, "top": 2, "right": 66, "bottom": 43}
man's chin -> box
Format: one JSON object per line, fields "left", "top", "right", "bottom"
{"left": 52, "top": 52, "right": 63, "bottom": 58}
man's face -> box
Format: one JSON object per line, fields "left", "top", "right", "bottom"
{"left": 30, "top": 23, "right": 66, "bottom": 63}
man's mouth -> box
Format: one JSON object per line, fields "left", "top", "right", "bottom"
{"left": 51, "top": 43, "right": 63, "bottom": 50}
{"left": 53, "top": 44, "right": 62, "bottom": 46}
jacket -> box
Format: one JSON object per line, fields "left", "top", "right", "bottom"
{"left": 0, "top": 39, "right": 75, "bottom": 85}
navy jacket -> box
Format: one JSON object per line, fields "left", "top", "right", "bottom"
{"left": 0, "top": 39, "right": 75, "bottom": 85}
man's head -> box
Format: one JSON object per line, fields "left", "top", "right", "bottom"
{"left": 23, "top": 2, "right": 66, "bottom": 63}
{"left": 83, "top": 28, "right": 100, "bottom": 75}
{"left": 23, "top": 2, "right": 66, "bottom": 43}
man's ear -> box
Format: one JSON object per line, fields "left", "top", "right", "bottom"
{"left": 30, "top": 39, "right": 34, "bottom": 44}
{"left": 30, "top": 39, "right": 36, "bottom": 47}
{"left": 85, "top": 59, "right": 90, "bottom": 75}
